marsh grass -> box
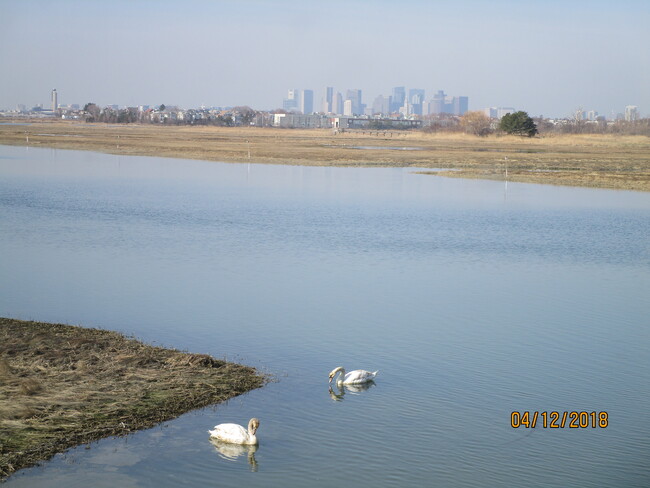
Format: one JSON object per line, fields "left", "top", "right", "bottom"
{"left": 0, "top": 317, "right": 266, "bottom": 480}
{"left": 0, "top": 119, "right": 649, "bottom": 191}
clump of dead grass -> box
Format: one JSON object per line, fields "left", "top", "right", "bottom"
{"left": 0, "top": 317, "right": 266, "bottom": 481}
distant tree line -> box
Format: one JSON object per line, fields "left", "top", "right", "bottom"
{"left": 79, "top": 102, "right": 650, "bottom": 136}
{"left": 423, "top": 110, "right": 650, "bottom": 137}
{"left": 81, "top": 103, "right": 257, "bottom": 127}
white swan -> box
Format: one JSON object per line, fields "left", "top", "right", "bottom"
{"left": 328, "top": 366, "right": 378, "bottom": 386}
{"left": 208, "top": 418, "right": 259, "bottom": 445}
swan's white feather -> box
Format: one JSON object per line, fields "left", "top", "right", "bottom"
{"left": 208, "top": 418, "right": 259, "bottom": 445}
{"left": 329, "top": 366, "right": 378, "bottom": 386}
{"left": 342, "top": 369, "right": 378, "bottom": 384}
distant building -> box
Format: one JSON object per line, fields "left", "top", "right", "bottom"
{"left": 587, "top": 110, "right": 598, "bottom": 121}
{"left": 51, "top": 89, "right": 58, "bottom": 112}
{"left": 300, "top": 89, "right": 314, "bottom": 114}
{"left": 429, "top": 90, "right": 447, "bottom": 114}
{"left": 343, "top": 99, "right": 354, "bottom": 116}
{"left": 391, "top": 86, "right": 405, "bottom": 113}
{"left": 453, "top": 96, "right": 468, "bottom": 116}
{"left": 409, "top": 88, "right": 425, "bottom": 115}
{"left": 496, "top": 107, "right": 515, "bottom": 119}
{"left": 346, "top": 89, "right": 363, "bottom": 115}
{"left": 272, "top": 113, "right": 331, "bottom": 128}
{"left": 625, "top": 105, "right": 639, "bottom": 122}
{"left": 399, "top": 94, "right": 411, "bottom": 117}
{"left": 333, "top": 92, "right": 344, "bottom": 115}
{"left": 332, "top": 117, "right": 422, "bottom": 130}
{"left": 372, "top": 95, "right": 391, "bottom": 115}
{"left": 322, "top": 86, "right": 334, "bottom": 113}
{"left": 283, "top": 89, "right": 299, "bottom": 111}
{"left": 484, "top": 107, "right": 516, "bottom": 119}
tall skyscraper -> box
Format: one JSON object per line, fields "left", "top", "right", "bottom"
{"left": 300, "top": 90, "right": 314, "bottom": 114}
{"left": 333, "top": 92, "right": 344, "bottom": 115}
{"left": 409, "top": 88, "right": 425, "bottom": 116}
{"left": 323, "top": 86, "right": 334, "bottom": 113}
{"left": 346, "top": 89, "right": 363, "bottom": 115}
{"left": 51, "top": 88, "right": 58, "bottom": 112}
{"left": 453, "top": 96, "right": 468, "bottom": 115}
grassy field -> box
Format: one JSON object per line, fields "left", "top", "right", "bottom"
{"left": 0, "top": 318, "right": 265, "bottom": 480}
{"left": 0, "top": 119, "right": 649, "bottom": 191}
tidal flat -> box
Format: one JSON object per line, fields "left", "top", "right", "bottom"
{"left": 0, "top": 317, "right": 265, "bottom": 480}
{"left": 0, "top": 119, "right": 649, "bottom": 192}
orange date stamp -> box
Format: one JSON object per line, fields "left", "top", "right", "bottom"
{"left": 511, "top": 411, "right": 608, "bottom": 428}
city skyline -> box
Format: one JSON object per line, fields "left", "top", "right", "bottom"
{"left": 1, "top": 0, "right": 648, "bottom": 118}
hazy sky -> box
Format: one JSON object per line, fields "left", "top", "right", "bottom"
{"left": 1, "top": 0, "right": 648, "bottom": 117}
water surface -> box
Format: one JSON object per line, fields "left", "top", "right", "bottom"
{"left": 1, "top": 145, "right": 649, "bottom": 487}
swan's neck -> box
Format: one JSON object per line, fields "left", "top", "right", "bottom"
{"left": 336, "top": 368, "right": 346, "bottom": 386}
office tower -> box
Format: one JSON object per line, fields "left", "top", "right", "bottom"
{"left": 343, "top": 99, "right": 353, "bottom": 116}
{"left": 51, "top": 88, "right": 58, "bottom": 112}
{"left": 409, "top": 88, "right": 425, "bottom": 115}
{"left": 372, "top": 95, "right": 391, "bottom": 115}
{"left": 283, "top": 89, "right": 299, "bottom": 111}
{"left": 431, "top": 90, "right": 446, "bottom": 114}
{"left": 453, "top": 96, "right": 468, "bottom": 115}
{"left": 346, "top": 89, "right": 363, "bottom": 115}
{"left": 333, "top": 92, "right": 343, "bottom": 115}
{"left": 324, "top": 86, "right": 334, "bottom": 113}
{"left": 391, "top": 86, "right": 405, "bottom": 113}
{"left": 300, "top": 89, "right": 314, "bottom": 114}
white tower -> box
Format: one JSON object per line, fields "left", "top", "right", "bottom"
{"left": 51, "top": 89, "right": 58, "bottom": 112}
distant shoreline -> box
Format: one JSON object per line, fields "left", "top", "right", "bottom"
{"left": 1, "top": 119, "right": 648, "bottom": 192}
{"left": 0, "top": 317, "right": 266, "bottom": 480}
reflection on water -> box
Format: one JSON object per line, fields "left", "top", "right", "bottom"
{"left": 328, "top": 381, "right": 376, "bottom": 401}
{"left": 210, "top": 439, "right": 259, "bottom": 472}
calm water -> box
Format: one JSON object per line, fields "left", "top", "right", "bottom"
{"left": 1, "top": 145, "right": 649, "bottom": 487}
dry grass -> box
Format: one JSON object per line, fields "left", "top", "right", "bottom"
{"left": 0, "top": 119, "right": 649, "bottom": 191}
{"left": 0, "top": 317, "right": 266, "bottom": 481}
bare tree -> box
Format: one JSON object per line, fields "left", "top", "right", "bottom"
{"left": 460, "top": 111, "right": 492, "bottom": 136}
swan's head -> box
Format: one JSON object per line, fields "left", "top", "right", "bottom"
{"left": 248, "top": 418, "right": 260, "bottom": 435}
{"left": 328, "top": 366, "right": 344, "bottom": 383}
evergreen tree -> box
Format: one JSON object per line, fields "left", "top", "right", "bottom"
{"left": 499, "top": 111, "right": 538, "bottom": 137}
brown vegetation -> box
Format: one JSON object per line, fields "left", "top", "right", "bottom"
{"left": 0, "top": 318, "right": 265, "bottom": 481}
{"left": 0, "top": 119, "right": 649, "bottom": 191}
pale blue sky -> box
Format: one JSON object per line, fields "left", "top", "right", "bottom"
{"left": 1, "top": 0, "right": 648, "bottom": 117}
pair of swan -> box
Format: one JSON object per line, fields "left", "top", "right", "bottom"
{"left": 209, "top": 366, "right": 377, "bottom": 445}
